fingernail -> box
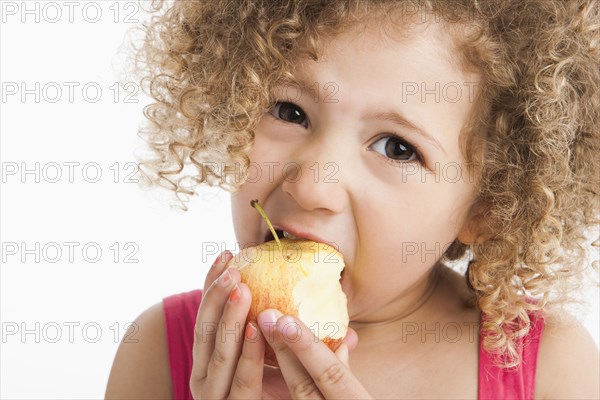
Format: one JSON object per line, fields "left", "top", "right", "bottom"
{"left": 258, "top": 309, "right": 283, "bottom": 328}
{"left": 213, "top": 250, "right": 232, "bottom": 266}
{"left": 218, "top": 269, "right": 232, "bottom": 287}
{"left": 277, "top": 317, "right": 300, "bottom": 342}
{"left": 228, "top": 284, "right": 241, "bottom": 303}
{"left": 277, "top": 315, "right": 298, "bottom": 333}
{"left": 245, "top": 322, "right": 258, "bottom": 341}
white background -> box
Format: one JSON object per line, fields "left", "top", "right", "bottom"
{"left": 1, "top": 1, "right": 598, "bottom": 398}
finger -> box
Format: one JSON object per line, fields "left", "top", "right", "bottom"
{"left": 190, "top": 267, "right": 244, "bottom": 395}
{"left": 228, "top": 321, "right": 266, "bottom": 399}
{"left": 336, "top": 328, "right": 358, "bottom": 367}
{"left": 343, "top": 327, "right": 359, "bottom": 353}
{"left": 334, "top": 343, "right": 350, "bottom": 367}
{"left": 258, "top": 310, "right": 325, "bottom": 400}
{"left": 269, "top": 313, "right": 371, "bottom": 400}
{"left": 202, "top": 281, "right": 253, "bottom": 398}
{"left": 203, "top": 250, "right": 233, "bottom": 294}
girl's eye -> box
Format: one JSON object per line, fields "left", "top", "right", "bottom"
{"left": 269, "top": 102, "right": 308, "bottom": 127}
{"left": 370, "top": 135, "right": 420, "bottom": 163}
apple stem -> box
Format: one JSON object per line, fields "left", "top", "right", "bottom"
{"left": 251, "top": 200, "right": 282, "bottom": 251}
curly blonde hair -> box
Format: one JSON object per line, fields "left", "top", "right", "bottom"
{"left": 134, "top": 0, "right": 599, "bottom": 367}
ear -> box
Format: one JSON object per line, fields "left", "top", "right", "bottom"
{"left": 457, "top": 221, "right": 478, "bottom": 245}
{"left": 457, "top": 201, "right": 488, "bottom": 246}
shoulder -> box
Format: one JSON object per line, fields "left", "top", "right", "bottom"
{"left": 535, "top": 313, "right": 599, "bottom": 399}
{"left": 105, "top": 301, "right": 172, "bottom": 399}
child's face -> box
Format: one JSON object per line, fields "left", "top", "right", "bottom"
{"left": 231, "top": 21, "right": 480, "bottom": 322}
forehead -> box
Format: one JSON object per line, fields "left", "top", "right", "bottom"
{"left": 291, "top": 18, "right": 468, "bottom": 85}
{"left": 276, "top": 20, "right": 479, "bottom": 159}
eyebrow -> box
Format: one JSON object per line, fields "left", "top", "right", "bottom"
{"left": 363, "top": 110, "right": 446, "bottom": 155}
{"left": 285, "top": 77, "right": 316, "bottom": 91}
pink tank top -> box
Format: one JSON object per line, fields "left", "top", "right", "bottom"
{"left": 163, "top": 290, "right": 544, "bottom": 399}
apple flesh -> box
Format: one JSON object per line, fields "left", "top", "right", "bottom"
{"left": 228, "top": 238, "right": 349, "bottom": 367}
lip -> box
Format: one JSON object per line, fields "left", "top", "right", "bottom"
{"left": 266, "top": 223, "right": 333, "bottom": 247}
{"left": 339, "top": 269, "right": 346, "bottom": 290}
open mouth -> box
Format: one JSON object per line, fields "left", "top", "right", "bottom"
{"left": 264, "top": 229, "right": 303, "bottom": 242}
{"left": 264, "top": 229, "right": 282, "bottom": 243}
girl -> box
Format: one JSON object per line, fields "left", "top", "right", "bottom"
{"left": 106, "top": 0, "right": 599, "bottom": 398}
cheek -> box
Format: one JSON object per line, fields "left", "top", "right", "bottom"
{"left": 355, "top": 181, "right": 470, "bottom": 270}
{"left": 230, "top": 190, "right": 254, "bottom": 246}
{"left": 229, "top": 136, "right": 290, "bottom": 247}
{"left": 230, "top": 179, "right": 272, "bottom": 248}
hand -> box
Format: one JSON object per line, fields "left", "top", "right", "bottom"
{"left": 190, "top": 251, "right": 290, "bottom": 399}
{"left": 256, "top": 309, "right": 373, "bottom": 399}
{"left": 190, "top": 250, "right": 365, "bottom": 399}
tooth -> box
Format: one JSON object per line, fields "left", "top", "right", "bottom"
{"left": 283, "top": 230, "right": 299, "bottom": 240}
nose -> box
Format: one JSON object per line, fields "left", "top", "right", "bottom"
{"left": 280, "top": 147, "right": 348, "bottom": 214}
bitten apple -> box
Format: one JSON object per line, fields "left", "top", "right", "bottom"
{"left": 227, "top": 238, "right": 349, "bottom": 367}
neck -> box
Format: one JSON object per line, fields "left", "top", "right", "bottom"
{"left": 350, "top": 262, "right": 440, "bottom": 324}
{"left": 348, "top": 263, "right": 474, "bottom": 350}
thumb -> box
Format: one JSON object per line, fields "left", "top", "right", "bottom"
{"left": 334, "top": 342, "right": 350, "bottom": 367}
{"left": 343, "top": 327, "right": 359, "bottom": 353}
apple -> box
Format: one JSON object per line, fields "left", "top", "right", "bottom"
{"left": 227, "top": 201, "right": 349, "bottom": 367}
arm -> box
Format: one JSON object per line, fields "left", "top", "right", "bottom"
{"left": 105, "top": 302, "right": 172, "bottom": 399}
{"left": 535, "top": 318, "right": 600, "bottom": 399}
